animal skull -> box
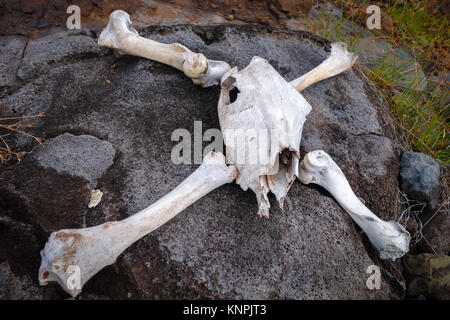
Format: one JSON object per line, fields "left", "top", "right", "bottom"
{"left": 218, "top": 57, "right": 311, "bottom": 217}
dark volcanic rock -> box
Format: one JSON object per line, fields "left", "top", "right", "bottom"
{"left": 0, "top": 36, "right": 27, "bottom": 87}
{"left": 419, "top": 211, "right": 450, "bottom": 255}
{"left": 0, "top": 25, "right": 406, "bottom": 299}
{"left": 403, "top": 254, "right": 450, "bottom": 300}
{"left": 399, "top": 151, "right": 441, "bottom": 209}
{"left": 17, "top": 29, "right": 101, "bottom": 81}
{"left": 0, "top": 261, "right": 43, "bottom": 300}
{"left": 32, "top": 133, "right": 115, "bottom": 185}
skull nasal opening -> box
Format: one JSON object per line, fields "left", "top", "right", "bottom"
{"left": 229, "top": 87, "right": 240, "bottom": 103}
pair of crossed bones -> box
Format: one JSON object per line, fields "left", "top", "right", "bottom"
{"left": 39, "top": 10, "right": 410, "bottom": 297}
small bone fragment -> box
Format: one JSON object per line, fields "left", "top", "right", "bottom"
{"left": 39, "top": 152, "right": 236, "bottom": 296}
{"left": 98, "top": 10, "right": 231, "bottom": 87}
{"left": 298, "top": 150, "right": 410, "bottom": 260}
{"left": 88, "top": 189, "right": 103, "bottom": 208}
{"left": 218, "top": 57, "right": 311, "bottom": 218}
{"left": 290, "top": 42, "right": 357, "bottom": 92}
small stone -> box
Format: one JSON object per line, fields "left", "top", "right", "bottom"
{"left": 88, "top": 189, "right": 103, "bottom": 208}
{"left": 0, "top": 37, "right": 27, "bottom": 87}
{"left": 308, "top": 2, "right": 342, "bottom": 20}
{"left": 399, "top": 151, "right": 440, "bottom": 209}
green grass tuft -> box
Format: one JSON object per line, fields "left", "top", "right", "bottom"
{"left": 306, "top": 0, "right": 449, "bottom": 166}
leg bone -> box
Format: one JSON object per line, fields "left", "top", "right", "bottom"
{"left": 290, "top": 42, "right": 357, "bottom": 92}
{"left": 39, "top": 152, "right": 236, "bottom": 297}
{"left": 298, "top": 150, "right": 410, "bottom": 260}
{"left": 98, "top": 10, "right": 230, "bottom": 87}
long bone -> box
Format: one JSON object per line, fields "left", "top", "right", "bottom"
{"left": 290, "top": 42, "right": 357, "bottom": 93}
{"left": 298, "top": 150, "right": 410, "bottom": 260}
{"left": 98, "top": 10, "right": 231, "bottom": 87}
{"left": 39, "top": 152, "right": 236, "bottom": 297}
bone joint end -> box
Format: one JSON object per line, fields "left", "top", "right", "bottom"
{"left": 38, "top": 152, "right": 235, "bottom": 297}
{"left": 290, "top": 42, "right": 357, "bottom": 92}
{"left": 98, "top": 10, "right": 230, "bottom": 87}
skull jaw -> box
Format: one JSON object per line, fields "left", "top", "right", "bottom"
{"left": 256, "top": 149, "right": 300, "bottom": 218}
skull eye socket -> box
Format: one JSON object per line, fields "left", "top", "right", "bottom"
{"left": 228, "top": 87, "right": 240, "bottom": 104}
{"left": 221, "top": 75, "right": 240, "bottom": 105}
{"left": 280, "top": 149, "right": 292, "bottom": 165}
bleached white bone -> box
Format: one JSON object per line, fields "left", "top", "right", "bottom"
{"left": 298, "top": 150, "right": 410, "bottom": 260}
{"left": 218, "top": 57, "right": 311, "bottom": 218}
{"left": 290, "top": 42, "right": 357, "bottom": 92}
{"left": 39, "top": 152, "right": 236, "bottom": 297}
{"left": 98, "top": 10, "right": 230, "bottom": 87}
{"left": 88, "top": 189, "right": 103, "bottom": 208}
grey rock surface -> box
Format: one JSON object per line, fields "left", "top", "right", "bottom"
{"left": 419, "top": 211, "right": 450, "bottom": 255}
{"left": 0, "top": 25, "right": 406, "bottom": 299}
{"left": 0, "top": 261, "right": 43, "bottom": 300}
{"left": 403, "top": 253, "right": 450, "bottom": 299}
{"left": 0, "top": 36, "right": 27, "bottom": 87}
{"left": 32, "top": 133, "right": 115, "bottom": 185}
{"left": 308, "top": 2, "right": 343, "bottom": 20}
{"left": 399, "top": 151, "right": 441, "bottom": 209}
{"left": 17, "top": 29, "right": 101, "bottom": 81}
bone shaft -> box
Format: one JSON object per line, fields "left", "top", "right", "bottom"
{"left": 290, "top": 67, "right": 329, "bottom": 92}
{"left": 290, "top": 60, "right": 349, "bottom": 93}
{"left": 321, "top": 170, "right": 383, "bottom": 227}
{"left": 290, "top": 43, "right": 356, "bottom": 92}
{"left": 118, "top": 161, "right": 236, "bottom": 245}
{"left": 73, "top": 162, "right": 235, "bottom": 258}
{"left": 120, "top": 33, "right": 186, "bottom": 72}
{"left": 298, "top": 150, "right": 409, "bottom": 260}
{"left": 38, "top": 153, "right": 236, "bottom": 296}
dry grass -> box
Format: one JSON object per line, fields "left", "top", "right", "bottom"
{"left": 0, "top": 113, "right": 44, "bottom": 163}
